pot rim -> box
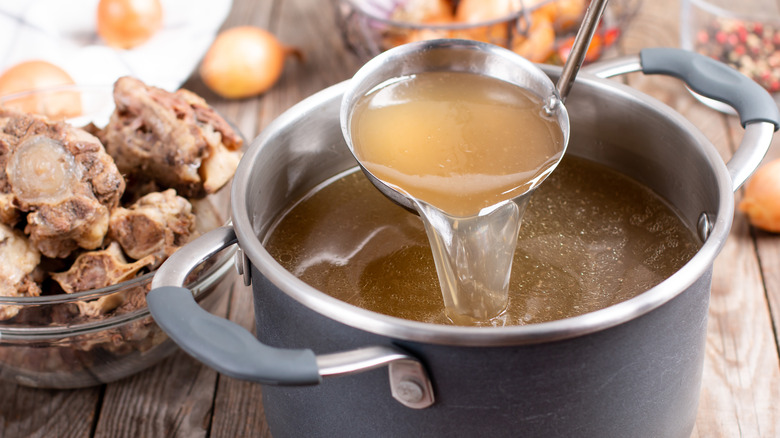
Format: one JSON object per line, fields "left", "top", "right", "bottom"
{"left": 231, "top": 71, "right": 734, "bottom": 347}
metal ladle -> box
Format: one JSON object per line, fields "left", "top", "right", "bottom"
{"left": 339, "top": 0, "right": 609, "bottom": 323}
{"left": 341, "top": 0, "right": 608, "bottom": 211}
{"left": 557, "top": 0, "right": 610, "bottom": 101}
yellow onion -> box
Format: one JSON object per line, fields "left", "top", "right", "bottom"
{"left": 199, "top": 26, "right": 300, "bottom": 99}
{"left": 97, "top": 0, "right": 163, "bottom": 49}
{"left": 0, "top": 60, "right": 81, "bottom": 119}
{"left": 739, "top": 158, "right": 780, "bottom": 232}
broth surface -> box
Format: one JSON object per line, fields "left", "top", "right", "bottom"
{"left": 263, "top": 156, "right": 700, "bottom": 326}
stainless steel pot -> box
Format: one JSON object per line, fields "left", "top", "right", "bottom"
{"left": 148, "top": 47, "right": 778, "bottom": 438}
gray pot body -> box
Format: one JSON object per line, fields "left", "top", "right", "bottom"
{"left": 235, "top": 65, "right": 736, "bottom": 437}
{"left": 255, "top": 265, "right": 710, "bottom": 438}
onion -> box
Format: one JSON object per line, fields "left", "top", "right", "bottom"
{"left": 199, "top": 26, "right": 300, "bottom": 99}
{"left": 512, "top": 12, "right": 556, "bottom": 62}
{"left": 0, "top": 60, "right": 81, "bottom": 119}
{"left": 455, "top": 0, "right": 523, "bottom": 23}
{"left": 391, "top": 0, "right": 453, "bottom": 23}
{"left": 738, "top": 158, "right": 780, "bottom": 232}
{"left": 96, "top": 0, "right": 163, "bottom": 49}
{"left": 454, "top": 0, "right": 524, "bottom": 45}
{"left": 537, "top": 0, "right": 586, "bottom": 30}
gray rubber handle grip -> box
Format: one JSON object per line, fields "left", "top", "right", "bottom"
{"left": 147, "top": 286, "right": 320, "bottom": 386}
{"left": 640, "top": 48, "right": 780, "bottom": 130}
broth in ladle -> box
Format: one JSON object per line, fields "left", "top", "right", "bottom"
{"left": 350, "top": 71, "right": 564, "bottom": 217}
{"left": 348, "top": 71, "right": 565, "bottom": 323}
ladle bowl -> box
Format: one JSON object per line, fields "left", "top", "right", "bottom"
{"left": 339, "top": 38, "right": 570, "bottom": 213}
{"left": 339, "top": 39, "right": 571, "bottom": 322}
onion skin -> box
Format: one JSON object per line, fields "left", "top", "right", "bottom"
{"left": 0, "top": 60, "right": 81, "bottom": 119}
{"left": 536, "top": 0, "right": 586, "bottom": 30}
{"left": 512, "top": 11, "right": 556, "bottom": 62}
{"left": 392, "top": 0, "right": 453, "bottom": 23}
{"left": 97, "top": 0, "right": 163, "bottom": 49}
{"left": 199, "top": 26, "right": 297, "bottom": 99}
{"left": 739, "top": 158, "right": 780, "bottom": 233}
{"left": 455, "top": 0, "right": 522, "bottom": 23}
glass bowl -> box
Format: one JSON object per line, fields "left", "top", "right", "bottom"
{"left": 0, "top": 84, "right": 238, "bottom": 388}
{"left": 681, "top": 0, "right": 780, "bottom": 109}
{"left": 334, "top": 0, "right": 641, "bottom": 64}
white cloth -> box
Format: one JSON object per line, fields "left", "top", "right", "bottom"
{"left": 0, "top": 0, "right": 232, "bottom": 91}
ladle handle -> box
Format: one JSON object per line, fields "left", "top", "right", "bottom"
{"left": 556, "top": 0, "right": 609, "bottom": 101}
{"left": 582, "top": 48, "right": 779, "bottom": 191}
{"left": 147, "top": 226, "right": 434, "bottom": 408}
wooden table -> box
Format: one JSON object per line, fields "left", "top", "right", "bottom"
{"left": 2, "top": 0, "right": 779, "bottom": 436}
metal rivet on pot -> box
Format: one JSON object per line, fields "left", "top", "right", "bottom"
{"left": 389, "top": 360, "right": 435, "bottom": 409}
{"left": 697, "top": 212, "right": 714, "bottom": 242}
{"left": 395, "top": 379, "right": 425, "bottom": 404}
{"left": 234, "top": 248, "right": 252, "bottom": 287}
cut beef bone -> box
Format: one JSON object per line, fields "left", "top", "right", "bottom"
{"left": 109, "top": 189, "right": 196, "bottom": 267}
{"left": 103, "top": 76, "right": 243, "bottom": 199}
{"left": 0, "top": 109, "right": 125, "bottom": 258}
{"left": 0, "top": 223, "right": 42, "bottom": 320}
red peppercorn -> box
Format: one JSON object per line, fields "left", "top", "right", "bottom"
{"left": 696, "top": 17, "right": 779, "bottom": 94}
{"left": 697, "top": 30, "right": 709, "bottom": 44}
{"left": 737, "top": 26, "right": 748, "bottom": 43}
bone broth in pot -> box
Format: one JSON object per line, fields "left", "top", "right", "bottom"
{"left": 148, "top": 42, "right": 779, "bottom": 438}
{"left": 263, "top": 155, "right": 701, "bottom": 326}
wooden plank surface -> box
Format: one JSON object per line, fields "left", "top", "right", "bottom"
{"left": 695, "top": 115, "right": 780, "bottom": 437}
{"left": 1, "top": 0, "right": 779, "bottom": 436}
{"left": 618, "top": 1, "right": 780, "bottom": 436}
{"left": 0, "top": 387, "right": 97, "bottom": 438}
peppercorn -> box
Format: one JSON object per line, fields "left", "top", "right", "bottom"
{"left": 694, "top": 16, "right": 780, "bottom": 92}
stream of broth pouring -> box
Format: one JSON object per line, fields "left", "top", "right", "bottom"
{"left": 263, "top": 159, "right": 700, "bottom": 327}
{"left": 349, "top": 71, "right": 565, "bottom": 325}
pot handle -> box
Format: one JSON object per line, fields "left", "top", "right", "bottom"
{"left": 147, "top": 226, "right": 434, "bottom": 409}
{"left": 581, "top": 47, "right": 779, "bottom": 191}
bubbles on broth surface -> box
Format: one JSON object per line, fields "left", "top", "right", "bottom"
{"left": 263, "top": 156, "right": 700, "bottom": 326}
